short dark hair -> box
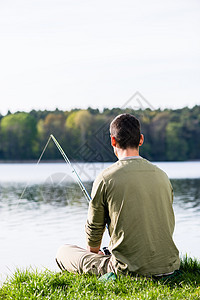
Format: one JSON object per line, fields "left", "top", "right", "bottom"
{"left": 110, "top": 113, "right": 141, "bottom": 149}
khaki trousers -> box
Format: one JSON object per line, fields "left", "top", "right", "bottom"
{"left": 56, "top": 244, "right": 112, "bottom": 276}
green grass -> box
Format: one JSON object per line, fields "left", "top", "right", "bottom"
{"left": 0, "top": 256, "right": 199, "bottom": 299}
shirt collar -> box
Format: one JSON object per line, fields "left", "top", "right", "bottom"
{"left": 120, "top": 156, "right": 142, "bottom": 161}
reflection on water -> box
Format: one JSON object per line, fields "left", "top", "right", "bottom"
{"left": 0, "top": 180, "right": 93, "bottom": 207}
{"left": 0, "top": 178, "right": 199, "bottom": 283}
{"left": 172, "top": 179, "right": 200, "bottom": 210}
{"left": 171, "top": 179, "right": 200, "bottom": 260}
{"left": 0, "top": 178, "right": 96, "bottom": 283}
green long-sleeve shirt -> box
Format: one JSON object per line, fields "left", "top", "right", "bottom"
{"left": 85, "top": 158, "right": 180, "bottom": 275}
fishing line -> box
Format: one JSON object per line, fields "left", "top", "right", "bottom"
{"left": 18, "top": 134, "right": 91, "bottom": 207}
{"left": 17, "top": 136, "right": 53, "bottom": 206}
{"left": 37, "top": 135, "right": 52, "bottom": 165}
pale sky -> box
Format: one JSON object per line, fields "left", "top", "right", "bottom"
{"left": 0, "top": 0, "right": 200, "bottom": 115}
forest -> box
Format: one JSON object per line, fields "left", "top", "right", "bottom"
{"left": 0, "top": 105, "right": 199, "bottom": 162}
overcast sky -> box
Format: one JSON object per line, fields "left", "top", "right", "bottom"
{"left": 0, "top": 0, "right": 199, "bottom": 115}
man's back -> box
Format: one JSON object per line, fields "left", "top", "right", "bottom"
{"left": 89, "top": 158, "right": 180, "bottom": 275}
{"left": 57, "top": 113, "right": 180, "bottom": 277}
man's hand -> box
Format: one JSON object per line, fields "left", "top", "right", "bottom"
{"left": 87, "top": 245, "right": 103, "bottom": 254}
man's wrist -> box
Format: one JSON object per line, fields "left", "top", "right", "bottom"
{"left": 87, "top": 245, "right": 100, "bottom": 253}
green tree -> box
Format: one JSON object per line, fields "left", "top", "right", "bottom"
{"left": 0, "top": 106, "right": 199, "bottom": 162}
{"left": 0, "top": 112, "right": 37, "bottom": 160}
{"left": 166, "top": 122, "right": 189, "bottom": 161}
{"left": 37, "top": 113, "right": 69, "bottom": 160}
{"left": 66, "top": 110, "right": 92, "bottom": 141}
{"left": 149, "top": 111, "right": 171, "bottom": 160}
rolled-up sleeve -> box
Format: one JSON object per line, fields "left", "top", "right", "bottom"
{"left": 85, "top": 174, "right": 106, "bottom": 247}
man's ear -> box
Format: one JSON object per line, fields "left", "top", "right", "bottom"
{"left": 111, "top": 135, "right": 117, "bottom": 147}
{"left": 139, "top": 134, "right": 144, "bottom": 146}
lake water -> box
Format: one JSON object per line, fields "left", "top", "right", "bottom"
{"left": 0, "top": 161, "right": 200, "bottom": 283}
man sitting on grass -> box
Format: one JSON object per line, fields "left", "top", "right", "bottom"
{"left": 56, "top": 113, "right": 180, "bottom": 277}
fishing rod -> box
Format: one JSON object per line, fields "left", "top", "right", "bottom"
{"left": 50, "top": 134, "right": 92, "bottom": 203}
{"left": 50, "top": 135, "right": 110, "bottom": 239}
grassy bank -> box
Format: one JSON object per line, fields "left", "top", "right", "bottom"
{"left": 0, "top": 257, "right": 199, "bottom": 299}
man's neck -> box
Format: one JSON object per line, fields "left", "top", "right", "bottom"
{"left": 116, "top": 147, "right": 140, "bottom": 160}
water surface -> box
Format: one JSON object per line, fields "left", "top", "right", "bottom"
{"left": 0, "top": 162, "right": 199, "bottom": 283}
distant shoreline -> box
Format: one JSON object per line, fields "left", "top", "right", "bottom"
{"left": 0, "top": 159, "right": 64, "bottom": 164}
{"left": 0, "top": 159, "right": 200, "bottom": 164}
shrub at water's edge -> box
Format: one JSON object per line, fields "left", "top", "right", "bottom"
{"left": 0, "top": 256, "right": 199, "bottom": 299}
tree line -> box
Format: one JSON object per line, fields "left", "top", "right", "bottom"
{"left": 0, "top": 105, "right": 199, "bottom": 162}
